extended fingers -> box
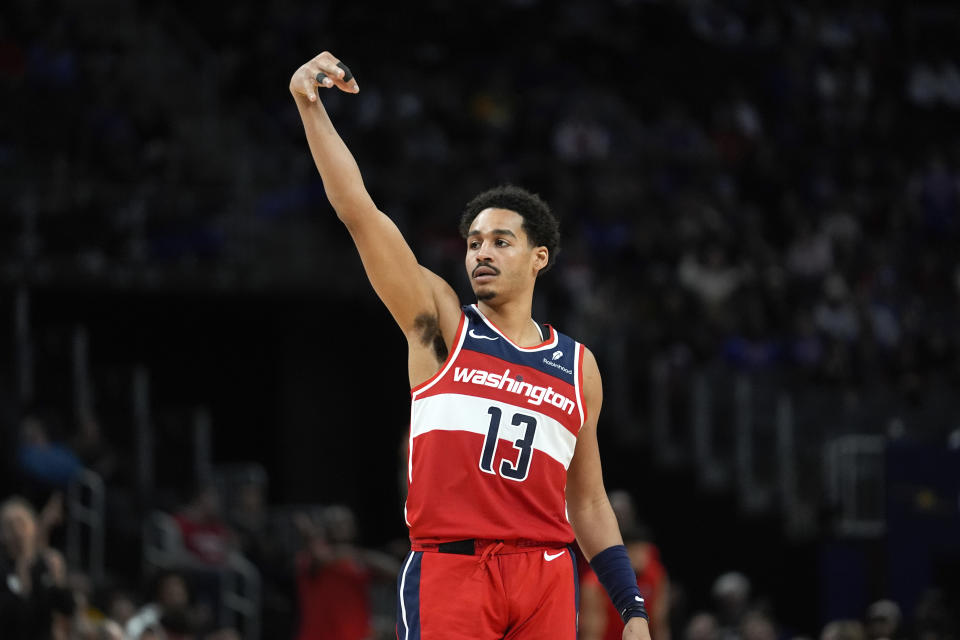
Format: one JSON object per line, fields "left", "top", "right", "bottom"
{"left": 313, "top": 55, "right": 359, "bottom": 93}
{"left": 293, "top": 52, "right": 359, "bottom": 101}
{"left": 316, "top": 62, "right": 352, "bottom": 85}
{"left": 336, "top": 61, "right": 353, "bottom": 82}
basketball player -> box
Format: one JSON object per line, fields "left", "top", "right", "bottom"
{"left": 290, "top": 51, "right": 651, "bottom": 640}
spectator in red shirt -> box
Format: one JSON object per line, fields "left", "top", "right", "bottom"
{"left": 293, "top": 505, "right": 399, "bottom": 640}
{"left": 172, "top": 485, "right": 236, "bottom": 566}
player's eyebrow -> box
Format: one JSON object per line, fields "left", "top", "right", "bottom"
{"left": 467, "top": 228, "right": 518, "bottom": 238}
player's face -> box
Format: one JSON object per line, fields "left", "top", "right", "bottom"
{"left": 465, "top": 208, "right": 547, "bottom": 302}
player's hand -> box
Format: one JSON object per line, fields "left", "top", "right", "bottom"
{"left": 290, "top": 51, "right": 359, "bottom": 102}
{"left": 623, "top": 617, "right": 652, "bottom": 640}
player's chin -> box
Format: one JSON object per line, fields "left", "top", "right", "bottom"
{"left": 475, "top": 288, "right": 497, "bottom": 302}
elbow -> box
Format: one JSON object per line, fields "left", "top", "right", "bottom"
{"left": 334, "top": 205, "right": 365, "bottom": 231}
{"left": 567, "top": 489, "right": 610, "bottom": 518}
{"left": 333, "top": 204, "right": 355, "bottom": 226}
{"left": 325, "top": 188, "right": 372, "bottom": 227}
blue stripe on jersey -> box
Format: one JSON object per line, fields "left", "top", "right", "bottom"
{"left": 461, "top": 306, "right": 577, "bottom": 384}
{"left": 569, "top": 545, "right": 580, "bottom": 639}
{"left": 396, "top": 551, "right": 422, "bottom": 640}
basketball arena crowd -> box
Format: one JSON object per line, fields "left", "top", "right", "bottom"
{"left": 2, "top": 0, "right": 959, "bottom": 639}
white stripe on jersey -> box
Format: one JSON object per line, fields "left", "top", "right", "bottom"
{"left": 411, "top": 393, "right": 578, "bottom": 469}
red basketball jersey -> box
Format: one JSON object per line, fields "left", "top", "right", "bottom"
{"left": 405, "top": 305, "right": 586, "bottom": 543}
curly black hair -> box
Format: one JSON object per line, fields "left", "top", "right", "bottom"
{"left": 458, "top": 184, "right": 561, "bottom": 274}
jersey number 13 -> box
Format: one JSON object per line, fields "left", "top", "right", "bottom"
{"left": 479, "top": 406, "right": 537, "bottom": 482}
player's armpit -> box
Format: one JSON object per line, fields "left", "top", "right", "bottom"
{"left": 400, "top": 267, "right": 463, "bottom": 387}
{"left": 419, "top": 266, "right": 464, "bottom": 354}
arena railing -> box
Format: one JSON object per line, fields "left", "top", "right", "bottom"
{"left": 66, "top": 467, "right": 106, "bottom": 583}
{"left": 824, "top": 435, "right": 886, "bottom": 538}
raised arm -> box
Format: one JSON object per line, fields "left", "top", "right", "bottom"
{"left": 289, "top": 52, "right": 460, "bottom": 383}
{"left": 567, "top": 347, "right": 652, "bottom": 640}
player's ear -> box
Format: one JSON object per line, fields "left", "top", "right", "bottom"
{"left": 532, "top": 246, "right": 549, "bottom": 274}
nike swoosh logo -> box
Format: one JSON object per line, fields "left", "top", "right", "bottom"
{"left": 543, "top": 550, "right": 566, "bottom": 562}
{"left": 469, "top": 329, "right": 499, "bottom": 341}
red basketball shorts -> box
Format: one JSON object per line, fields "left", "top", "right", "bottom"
{"left": 396, "top": 540, "right": 579, "bottom": 640}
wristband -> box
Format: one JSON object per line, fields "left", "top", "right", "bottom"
{"left": 589, "top": 544, "right": 649, "bottom": 623}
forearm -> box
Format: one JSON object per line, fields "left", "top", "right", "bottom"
{"left": 569, "top": 492, "right": 648, "bottom": 630}
{"left": 568, "top": 494, "right": 623, "bottom": 560}
{"left": 292, "top": 91, "right": 375, "bottom": 222}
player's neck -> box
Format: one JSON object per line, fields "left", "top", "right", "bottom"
{"left": 476, "top": 299, "right": 541, "bottom": 347}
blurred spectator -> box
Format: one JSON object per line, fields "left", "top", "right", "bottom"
{"left": 293, "top": 505, "right": 400, "bottom": 640}
{"left": 678, "top": 242, "right": 744, "bottom": 309}
{"left": 608, "top": 488, "right": 638, "bottom": 529}
{"left": 814, "top": 274, "right": 860, "bottom": 343}
{"left": 741, "top": 610, "right": 778, "bottom": 640}
{"left": 686, "top": 612, "right": 721, "bottom": 640}
{"left": 786, "top": 219, "right": 834, "bottom": 282}
{"left": 864, "top": 599, "right": 901, "bottom": 640}
{"left": 125, "top": 569, "right": 221, "bottom": 639}
{"left": 553, "top": 106, "right": 612, "bottom": 164}
{"left": 171, "top": 484, "right": 236, "bottom": 567}
{"left": 48, "top": 581, "right": 78, "bottom": 640}
{"left": 97, "top": 619, "right": 126, "bottom": 639}
{"left": 70, "top": 413, "right": 119, "bottom": 484}
{"left": 224, "top": 472, "right": 274, "bottom": 571}
{"left": 821, "top": 619, "right": 866, "bottom": 640}
{"left": 16, "top": 414, "right": 82, "bottom": 496}
{"left": 66, "top": 570, "right": 101, "bottom": 639}
{"left": 712, "top": 571, "right": 751, "bottom": 640}
{"left": 908, "top": 154, "right": 959, "bottom": 236}
{"left": 913, "top": 589, "right": 954, "bottom": 640}
{"left": 165, "top": 485, "right": 240, "bottom": 632}
{"left": 0, "top": 494, "right": 70, "bottom": 639}
{"left": 35, "top": 491, "right": 65, "bottom": 551}
{"left": 104, "top": 587, "right": 138, "bottom": 631}
{"left": 223, "top": 472, "right": 296, "bottom": 638}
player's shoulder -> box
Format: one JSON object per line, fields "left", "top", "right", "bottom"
{"left": 580, "top": 344, "right": 600, "bottom": 372}
{"left": 546, "top": 325, "right": 600, "bottom": 384}
{"left": 537, "top": 320, "right": 578, "bottom": 347}
{"left": 576, "top": 343, "right": 602, "bottom": 394}
{"left": 549, "top": 325, "right": 595, "bottom": 365}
